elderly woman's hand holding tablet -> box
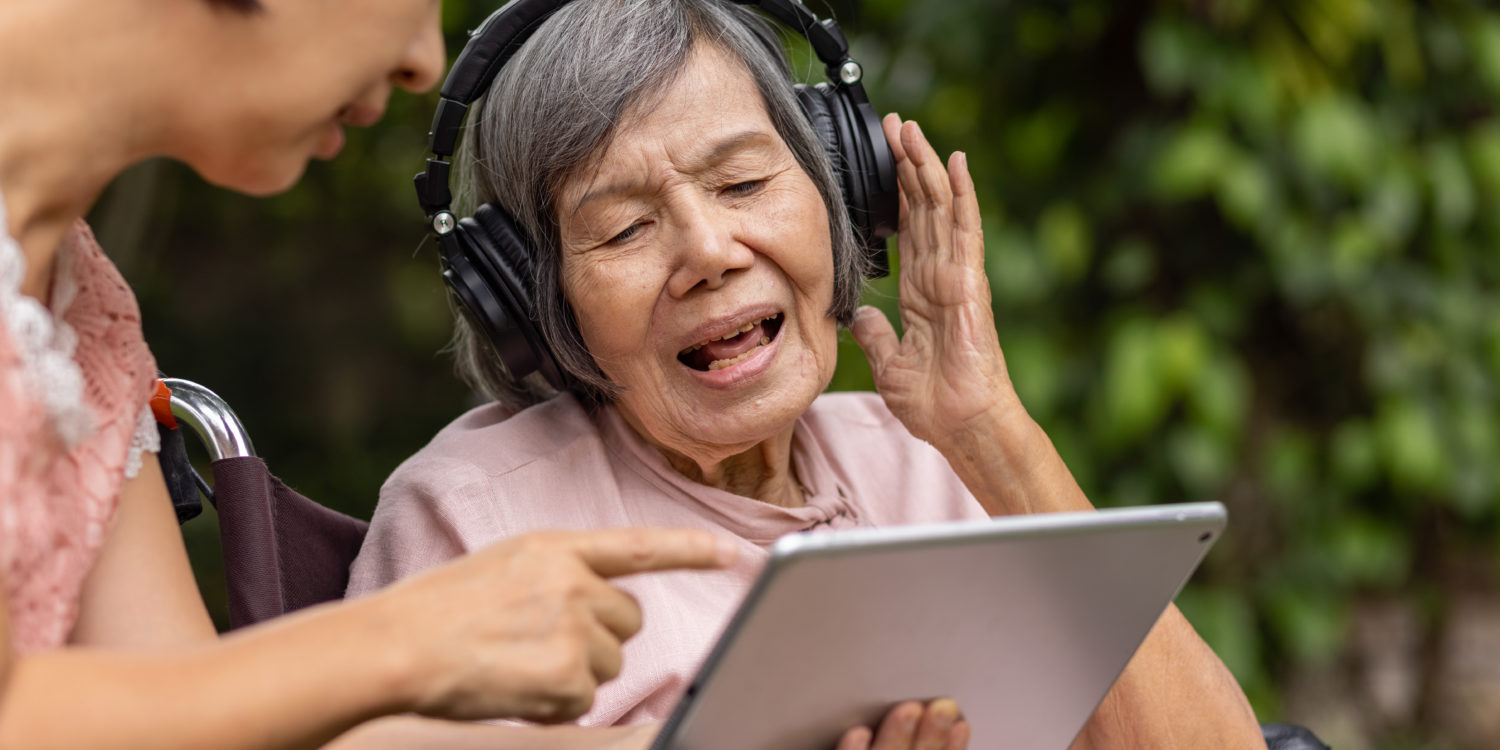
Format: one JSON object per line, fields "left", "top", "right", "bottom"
{"left": 353, "top": 0, "right": 1264, "bottom": 748}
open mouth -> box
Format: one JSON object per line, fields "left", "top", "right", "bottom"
{"left": 677, "top": 313, "right": 785, "bottom": 372}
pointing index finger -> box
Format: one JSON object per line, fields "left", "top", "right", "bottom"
{"left": 568, "top": 527, "right": 736, "bottom": 578}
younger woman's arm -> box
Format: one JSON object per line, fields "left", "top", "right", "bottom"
{"left": 0, "top": 460, "right": 732, "bottom": 750}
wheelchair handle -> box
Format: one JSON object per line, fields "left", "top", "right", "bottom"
{"left": 162, "top": 378, "right": 256, "bottom": 461}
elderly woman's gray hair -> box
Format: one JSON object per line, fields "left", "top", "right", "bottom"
{"left": 452, "top": 0, "right": 867, "bottom": 410}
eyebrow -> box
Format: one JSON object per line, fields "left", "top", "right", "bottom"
{"left": 571, "top": 129, "right": 777, "bottom": 212}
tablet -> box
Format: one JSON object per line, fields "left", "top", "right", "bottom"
{"left": 648, "top": 502, "right": 1227, "bottom": 750}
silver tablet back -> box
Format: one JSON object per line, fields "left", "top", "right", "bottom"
{"left": 651, "top": 502, "right": 1226, "bottom": 750}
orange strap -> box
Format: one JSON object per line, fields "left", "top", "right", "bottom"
{"left": 151, "top": 379, "right": 178, "bottom": 430}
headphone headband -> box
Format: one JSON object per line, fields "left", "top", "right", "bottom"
{"left": 443, "top": 0, "right": 850, "bottom": 106}
{"left": 415, "top": 0, "right": 868, "bottom": 218}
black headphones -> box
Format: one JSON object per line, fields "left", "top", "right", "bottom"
{"left": 414, "top": 0, "right": 898, "bottom": 390}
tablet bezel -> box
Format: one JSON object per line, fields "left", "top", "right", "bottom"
{"left": 649, "top": 502, "right": 1227, "bottom": 750}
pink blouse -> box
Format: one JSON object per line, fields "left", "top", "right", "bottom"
{"left": 348, "top": 391, "right": 988, "bottom": 726}
{"left": 1, "top": 213, "right": 159, "bottom": 652}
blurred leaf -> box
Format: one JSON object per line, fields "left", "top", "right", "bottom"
{"left": 1167, "top": 424, "right": 1233, "bottom": 496}
{"left": 1037, "top": 202, "right": 1092, "bottom": 284}
{"left": 1326, "top": 516, "right": 1412, "bottom": 588}
{"left": 1004, "top": 106, "right": 1078, "bottom": 177}
{"left": 1158, "top": 315, "right": 1208, "bottom": 394}
{"left": 1292, "top": 95, "right": 1382, "bottom": 189}
{"left": 1186, "top": 354, "right": 1250, "bottom": 440}
{"left": 1331, "top": 420, "right": 1380, "bottom": 490}
{"left": 1376, "top": 397, "right": 1451, "bottom": 495}
{"left": 1265, "top": 427, "right": 1317, "bottom": 502}
{"left": 1466, "top": 16, "right": 1500, "bottom": 97}
{"left": 1003, "top": 331, "right": 1063, "bottom": 420}
{"left": 1290, "top": 0, "right": 1375, "bottom": 66}
{"left": 1153, "top": 123, "right": 1237, "bottom": 199}
{"left": 1100, "top": 238, "right": 1156, "bottom": 295}
{"left": 1097, "top": 317, "right": 1171, "bottom": 448}
{"left": 1266, "top": 588, "right": 1349, "bottom": 665}
{"left": 1216, "top": 156, "right": 1276, "bottom": 229}
{"left": 1140, "top": 18, "right": 1198, "bottom": 97}
{"left": 1362, "top": 162, "right": 1421, "bottom": 248}
{"left": 985, "top": 225, "right": 1050, "bottom": 305}
{"left": 1426, "top": 140, "right": 1477, "bottom": 231}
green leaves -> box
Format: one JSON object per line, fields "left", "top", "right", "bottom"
{"left": 1293, "top": 95, "right": 1384, "bottom": 190}
{"left": 1153, "top": 124, "right": 1238, "bottom": 201}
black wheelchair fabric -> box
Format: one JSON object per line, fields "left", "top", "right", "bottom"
{"left": 157, "top": 423, "right": 202, "bottom": 524}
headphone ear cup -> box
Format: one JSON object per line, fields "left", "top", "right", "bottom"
{"left": 439, "top": 227, "right": 524, "bottom": 369}
{"left": 796, "top": 81, "right": 897, "bottom": 278}
{"left": 448, "top": 204, "right": 568, "bottom": 389}
{"left": 830, "top": 83, "right": 899, "bottom": 245}
{"left": 795, "top": 82, "right": 845, "bottom": 192}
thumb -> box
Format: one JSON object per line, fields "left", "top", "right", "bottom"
{"left": 851, "top": 306, "right": 899, "bottom": 383}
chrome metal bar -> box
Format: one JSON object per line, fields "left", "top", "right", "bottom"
{"left": 162, "top": 378, "right": 256, "bottom": 461}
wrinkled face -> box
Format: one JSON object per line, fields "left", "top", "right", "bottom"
{"left": 557, "top": 44, "right": 839, "bottom": 459}
{"left": 186, "top": 0, "right": 445, "bottom": 195}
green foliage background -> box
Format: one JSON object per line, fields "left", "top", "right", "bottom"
{"left": 90, "top": 0, "right": 1500, "bottom": 747}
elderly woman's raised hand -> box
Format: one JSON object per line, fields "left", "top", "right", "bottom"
{"left": 838, "top": 699, "right": 971, "bottom": 750}
{"left": 360, "top": 528, "right": 731, "bottom": 724}
{"left": 852, "top": 115, "right": 1019, "bottom": 451}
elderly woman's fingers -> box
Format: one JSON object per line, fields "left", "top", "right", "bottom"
{"left": 899, "top": 121, "right": 955, "bottom": 211}
{"left": 851, "top": 305, "right": 900, "bottom": 380}
{"left": 912, "top": 698, "right": 961, "bottom": 750}
{"left": 947, "top": 151, "right": 985, "bottom": 269}
{"left": 887, "top": 119, "right": 968, "bottom": 277}
{"left": 870, "top": 701, "right": 923, "bottom": 750}
{"left": 838, "top": 726, "right": 874, "bottom": 750}
{"left": 947, "top": 720, "right": 972, "bottom": 750}
{"left": 882, "top": 113, "right": 913, "bottom": 232}
{"left": 882, "top": 112, "right": 906, "bottom": 160}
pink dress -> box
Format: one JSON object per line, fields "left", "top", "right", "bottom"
{"left": 348, "top": 391, "right": 988, "bottom": 726}
{"left": 1, "top": 199, "right": 160, "bottom": 652}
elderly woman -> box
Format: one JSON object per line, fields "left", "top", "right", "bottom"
{"left": 350, "top": 0, "right": 1265, "bottom": 747}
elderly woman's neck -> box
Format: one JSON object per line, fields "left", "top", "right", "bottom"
{"left": 617, "top": 412, "right": 804, "bottom": 508}
{"left": 660, "top": 434, "right": 805, "bottom": 508}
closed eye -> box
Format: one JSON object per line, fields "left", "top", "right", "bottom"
{"left": 722, "top": 179, "right": 766, "bottom": 197}
{"left": 607, "top": 222, "right": 645, "bottom": 245}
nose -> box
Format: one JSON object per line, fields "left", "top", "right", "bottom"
{"left": 393, "top": 5, "right": 445, "bottom": 93}
{"left": 666, "top": 198, "right": 754, "bottom": 298}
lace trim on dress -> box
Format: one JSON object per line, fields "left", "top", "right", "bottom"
{"left": 0, "top": 193, "right": 95, "bottom": 449}
{"left": 124, "top": 402, "right": 161, "bottom": 479}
